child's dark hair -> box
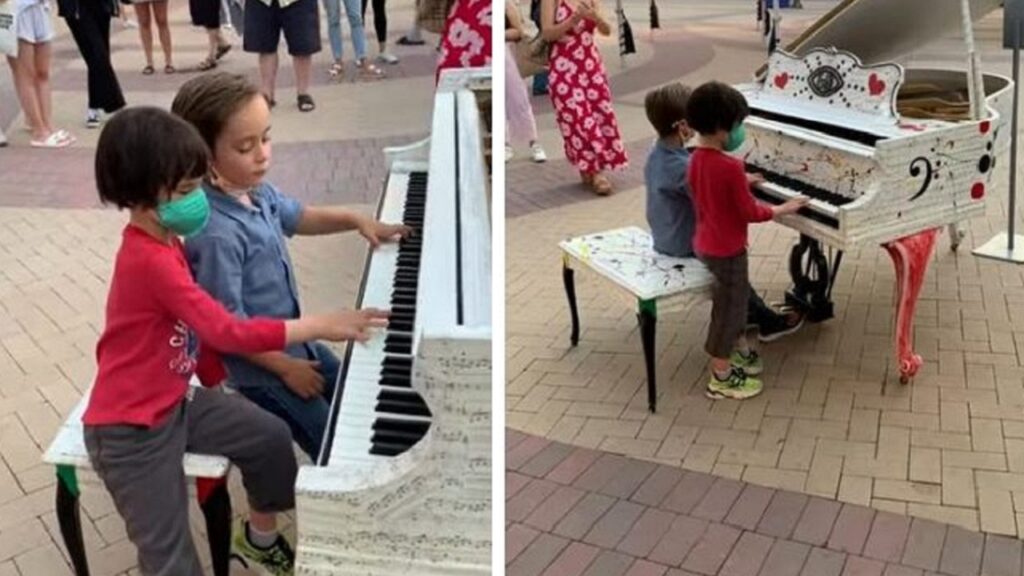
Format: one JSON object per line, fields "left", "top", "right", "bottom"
{"left": 95, "top": 107, "right": 209, "bottom": 209}
{"left": 644, "top": 83, "right": 692, "bottom": 137}
{"left": 171, "top": 72, "right": 262, "bottom": 152}
{"left": 685, "top": 81, "right": 749, "bottom": 136}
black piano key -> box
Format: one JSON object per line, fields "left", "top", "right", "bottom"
{"left": 374, "top": 417, "right": 430, "bottom": 436}
{"left": 369, "top": 442, "right": 406, "bottom": 456}
{"left": 384, "top": 340, "right": 413, "bottom": 355}
{"left": 380, "top": 374, "right": 412, "bottom": 388}
{"left": 374, "top": 428, "right": 421, "bottom": 446}
{"left": 376, "top": 398, "right": 432, "bottom": 417}
{"left": 382, "top": 355, "right": 413, "bottom": 369}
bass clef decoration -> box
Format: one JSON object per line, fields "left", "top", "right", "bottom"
{"left": 908, "top": 156, "right": 933, "bottom": 201}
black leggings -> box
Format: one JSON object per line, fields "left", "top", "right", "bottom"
{"left": 63, "top": 4, "right": 126, "bottom": 113}
{"left": 361, "top": 0, "right": 386, "bottom": 44}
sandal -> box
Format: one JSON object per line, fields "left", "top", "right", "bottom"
{"left": 197, "top": 58, "right": 217, "bottom": 71}
{"left": 164, "top": 64, "right": 176, "bottom": 74}
{"left": 356, "top": 60, "right": 385, "bottom": 80}
{"left": 30, "top": 131, "right": 74, "bottom": 149}
{"left": 328, "top": 61, "right": 344, "bottom": 79}
{"left": 142, "top": 65, "right": 155, "bottom": 75}
{"left": 215, "top": 43, "right": 232, "bottom": 60}
{"left": 297, "top": 94, "right": 315, "bottom": 113}
{"left": 591, "top": 174, "right": 613, "bottom": 196}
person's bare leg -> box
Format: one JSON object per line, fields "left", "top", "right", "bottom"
{"left": 293, "top": 55, "right": 311, "bottom": 95}
{"left": 258, "top": 53, "right": 279, "bottom": 102}
{"left": 249, "top": 511, "right": 276, "bottom": 533}
{"left": 8, "top": 46, "right": 47, "bottom": 140}
{"left": 136, "top": 3, "right": 154, "bottom": 68}
{"left": 152, "top": 1, "right": 173, "bottom": 69}
{"left": 33, "top": 41, "right": 54, "bottom": 135}
{"left": 205, "top": 28, "right": 219, "bottom": 61}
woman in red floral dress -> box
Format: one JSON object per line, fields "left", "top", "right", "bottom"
{"left": 436, "top": 0, "right": 492, "bottom": 85}
{"left": 541, "top": 0, "right": 627, "bottom": 195}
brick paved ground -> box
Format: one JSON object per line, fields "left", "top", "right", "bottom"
{"left": 507, "top": 428, "right": 1024, "bottom": 576}
{"left": 0, "top": 0, "right": 439, "bottom": 573}
{"left": 506, "top": 0, "right": 1024, "bottom": 550}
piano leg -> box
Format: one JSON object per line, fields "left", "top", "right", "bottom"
{"left": 637, "top": 298, "right": 658, "bottom": 413}
{"left": 562, "top": 256, "right": 581, "bottom": 347}
{"left": 882, "top": 228, "right": 939, "bottom": 384}
{"left": 947, "top": 222, "right": 965, "bottom": 252}
{"left": 786, "top": 235, "right": 836, "bottom": 323}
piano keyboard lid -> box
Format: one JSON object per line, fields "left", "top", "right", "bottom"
{"left": 760, "top": 0, "right": 1003, "bottom": 71}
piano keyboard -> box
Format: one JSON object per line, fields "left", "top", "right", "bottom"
{"left": 744, "top": 164, "right": 843, "bottom": 229}
{"left": 321, "top": 171, "right": 433, "bottom": 465}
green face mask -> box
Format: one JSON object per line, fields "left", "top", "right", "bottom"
{"left": 724, "top": 123, "right": 746, "bottom": 152}
{"left": 157, "top": 187, "right": 209, "bottom": 238}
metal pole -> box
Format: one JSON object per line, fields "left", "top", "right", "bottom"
{"left": 616, "top": 0, "right": 625, "bottom": 68}
{"left": 1010, "top": 19, "right": 1021, "bottom": 250}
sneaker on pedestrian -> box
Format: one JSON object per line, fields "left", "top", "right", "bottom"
{"left": 231, "top": 520, "right": 295, "bottom": 576}
{"left": 86, "top": 109, "right": 101, "bottom": 129}
{"left": 505, "top": 144, "right": 514, "bottom": 162}
{"left": 377, "top": 51, "right": 399, "bottom": 64}
{"left": 758, "top": 311, "right": 804, "bottom": 342}
{"left": 729, "top": 349, "right": 763, "bottom": 376}
{"left": 530, "top": 142, "right": 547, "bottom": 163}
{"left": 706, "top": 368, "right": 763, "bottom": 400}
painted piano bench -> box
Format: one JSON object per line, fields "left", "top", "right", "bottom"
{"left": 42, "top": 384, "right": 234, "bottom": 576}
{"left": 559, "top": 226, "right": 715, "bottom": 413}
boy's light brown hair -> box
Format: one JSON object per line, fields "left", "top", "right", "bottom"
{"left": 171, "top": 72, "right": 262, "bottom": 153}
{"left": 644, "top": 82, "right": 692, "bottom": 138}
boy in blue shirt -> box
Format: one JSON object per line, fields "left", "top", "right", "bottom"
{"left": 643, "top": 82, "right": 803, "bottom": 342}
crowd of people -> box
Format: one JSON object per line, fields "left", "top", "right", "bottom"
{"left": 0, "top": 0, "right": 484, "bottom": 148}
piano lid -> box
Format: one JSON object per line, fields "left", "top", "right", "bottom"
{"left": 778, "top": 0, "right": 1003, "bottom": 66}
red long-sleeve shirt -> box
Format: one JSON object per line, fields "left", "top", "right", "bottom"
{"left": 688, "top": 148, "right": 774, "bottom": 258}
{"left": 83, "top": 225, "right": 286, "bottom": 427}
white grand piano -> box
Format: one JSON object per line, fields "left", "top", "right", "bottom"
{"left": 735, "top": 0, "right": 1013, "bottom": 382}
{"left": 293, "top": 68, "right": 492, "bottom": 575}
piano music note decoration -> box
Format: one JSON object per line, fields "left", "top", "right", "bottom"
{"left": 293, "top": 68, "right": 492, "bottom": 575}
{"left": 735, "top": 0, "right": 1013, "bottom": 383}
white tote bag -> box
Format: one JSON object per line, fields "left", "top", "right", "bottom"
{"left": 0, "top": 0, "right": 17, "bottom": 57}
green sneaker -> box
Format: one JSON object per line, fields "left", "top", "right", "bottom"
{"left": 231, "top": 520, "right": 295, "bottom": 576}
{"left": 730, "top": 349, "right": 763, "bottom": 376}
{"left": 707, "top": 368, "right": 763, "bottom": 400}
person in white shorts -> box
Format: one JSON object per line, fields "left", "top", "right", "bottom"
{"left": 5, "top": 0, "right": 74, "bottom": 148}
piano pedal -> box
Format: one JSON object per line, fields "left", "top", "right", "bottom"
{"left": 784, "top": 290, "right": 834, "bottom": 323}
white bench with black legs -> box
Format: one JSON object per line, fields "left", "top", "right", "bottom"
{"left": 43, "top": 380, "right": 234, "bottom": 576}
{"left": 559, "top": 226, "right": 715, "bottom": 413}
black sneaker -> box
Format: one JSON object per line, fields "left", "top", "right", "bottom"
{"left": 758, "top": 311, "right": 804, "bottom": 342}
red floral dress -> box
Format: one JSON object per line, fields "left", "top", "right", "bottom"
{"left": 436, "top": 0, "right": 493, "bottom": 85}
{"left": 548, "top": 0, "right": 628, "bottom": 174}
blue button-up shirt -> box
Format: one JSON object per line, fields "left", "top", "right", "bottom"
{"left": 185, "top": 182, "right": 316, "bottom": 388}
{"left": 645, "top": 140, "right": 696, "bottom": 258}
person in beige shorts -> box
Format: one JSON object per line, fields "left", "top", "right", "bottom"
{"left": 4, "top": 0, "right": 74, "bottom": 148}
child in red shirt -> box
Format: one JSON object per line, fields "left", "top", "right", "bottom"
{"left": 83, "top": 107, "right": 388, "bottom": 575}
{"left": 685, "top": 81, "right": 807, "bottom": 400}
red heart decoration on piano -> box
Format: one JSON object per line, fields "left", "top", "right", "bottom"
{"left": 773, "top": 72, "right": 789, "bottom": 89}
{"left": 868, "top": 73, "right": 886, "bottom": 96}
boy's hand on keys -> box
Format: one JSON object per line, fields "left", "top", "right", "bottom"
{"left": 359, "top": 219, "right": 413, "bottom": 248}
{"left": 773, "top": 196, "right": 810, "bottom": 217}
{"left": 320, "top": 308, "right": 390, "bottom": 342}
{"left": 281, "top": 359, "right": 325, "bottom": 400}
{"left": 746, "top": 172, "right": 765, "bottom": 186}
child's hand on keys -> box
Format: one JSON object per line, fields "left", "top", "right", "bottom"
{"left": 773, "top": 196, "right": 810, "bottom": 217}
{"left": 280, "top": 358, "right": 325, "bottom": 399}
{"left": 746, "top": 172, "right": 765, "bottom": 185}
{"left": 358, "top": 217, "right": 413, "bottom": 248}
{"left": 321, "top": 308, "right": 390, "bottom": 342}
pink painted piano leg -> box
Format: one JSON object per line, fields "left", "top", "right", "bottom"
{"left": 881, "top": 228, "right": 939, "bottom": 384}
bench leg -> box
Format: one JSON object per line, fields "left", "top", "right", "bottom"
{"left": 56, "top": 465, "right": 90, "bottom": 576}
{"left": 197, "top": 477, "right": 232, "bottom": 576}
{"left": 562, "top": 256, "right": 581, "bottom": 346}
{"left": 637, "top": 299, "right": 658, "bottom": 413}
